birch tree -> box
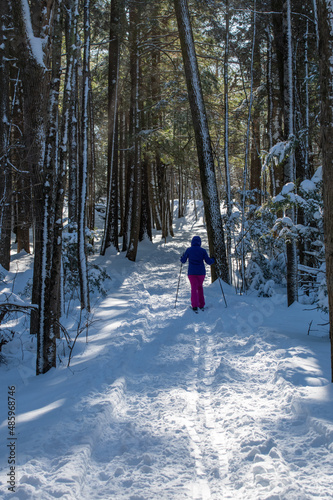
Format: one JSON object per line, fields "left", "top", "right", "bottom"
{"left": 173, "top": 0, "right": 229, "bottom": 283}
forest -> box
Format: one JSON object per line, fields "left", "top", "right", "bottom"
{"left": 1, "top": 0, "right": 333, "bottom": 378}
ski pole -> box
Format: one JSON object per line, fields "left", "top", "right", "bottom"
{"left": 218, "top": 277, "right": 228, "bottom": 308}
{"left": 215, "top": 261, "right": 227, "bottom": 308}
{"left": 175, "top": 262, "right": 183, "bottom": 308}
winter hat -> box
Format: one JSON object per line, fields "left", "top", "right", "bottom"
{"left": 191, "top": 236, "right": 201, "bottom": 246}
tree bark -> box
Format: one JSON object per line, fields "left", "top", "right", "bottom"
{"left": 66, "top": 0, "right": 80, "bottom": 227}
{"left": 100, "top": 0, "right": 123, "bottom": 255}
{"left": 317, "top": 0, "right": 333, "bottom": 381}
{"left": 271, "top": 0, "right": 286, "bottom": 192}
{"left": 283, "top": 0, "right": 298, "bottom": 306}
{"left": 11, "top": 0, "right": 51, "bottom": 348}
{"left": 37, "top": 0, "right": 63, "bottom": 373}
{"left": 78, "top": 0, "right": 91, "bottom": 311}
{"left": 250, "top": 17, "right": 262, "bottom": 203}
{"left": 126, "top": 1, "right": 142, "bottom": 262}
{"left": 224, "top": 0, "right": 232, "bottom": 284}
{"left": 0, "top": 0, "right": 12, "bottom": 270}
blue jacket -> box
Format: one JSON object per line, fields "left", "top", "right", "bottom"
{"left": 180, "top": 236, "right": 215, "bottom": 275}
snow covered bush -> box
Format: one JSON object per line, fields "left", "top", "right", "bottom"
{"left": 0, "top": 293, "right": 36, "bottom": 361}
{"left": 244, "top": 255, "right": 276, "bottom": 297}
{"left": 262, "top": 138, "right": 296, "bottom": 183}
{"left": 270, "top": 168, "right": 325, "bottom": 308}
{"left": 234, "top": 166, "right": 324, "bottom": 302}
{"left": 62, "top": 224, "right": 110, "bottom": 307}
{"left": 233, "top": 197, "right": 286, "bottom": 295}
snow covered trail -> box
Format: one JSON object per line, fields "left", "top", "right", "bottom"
{"left": 1, "top": 211, "right": 333, "bottom": 499}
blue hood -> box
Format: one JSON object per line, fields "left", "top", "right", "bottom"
{"left": 191, "top": 236, "right": 201, "bottom": 247}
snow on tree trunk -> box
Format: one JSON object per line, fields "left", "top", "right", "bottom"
{"left": 304, "top": 21, "right": 310, "bottom": 178}
{"left": 37, "top": 0, "right": 63, "bottom": 374}
{"left": 313, "top": 0, "right": 320, "bottom": 50}
{"left": 78, "top": 0, "right": 91, "bottom": 312}
{"left": 173, "top": 0, "right": 229, "bottom": 283}
{"left": 87, "top": 78, "right": 96, "bottom": 232}
{"left": 0, "top": 0, "right": 11, "bottom": 271}
{"left": 317, "top": 0, "right": 333, "bottom": 381}
{"left": 271, "top": 0, "right": 286, "bottom": 192}
{"left": 283, "top": 0, "right": 298, "bottom": 306}
{"left": 11, "top": 0, "right": 58, "bottom": 372}
{"left": 67, "top": 0, "right": 80, "bottom": 227}
{"left": 119, "top": 109, "right": 126, "bottom": 237}
{"left": 224, "top": 0, "right": 232, "bottom": 284}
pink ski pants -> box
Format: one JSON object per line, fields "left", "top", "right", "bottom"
{"left": 188, "top": 275, "right": 205, "bottom": 309}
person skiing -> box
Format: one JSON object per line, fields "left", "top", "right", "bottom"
{"left": 180, "top": 236, "right": 215, "bottom": 311}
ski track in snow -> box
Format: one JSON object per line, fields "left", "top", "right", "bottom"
{"left": 1, "top": 210, "right": 333, "bottom": 499}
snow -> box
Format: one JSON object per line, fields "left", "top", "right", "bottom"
{"left": 300, "top": 179, "right": 316, "bottom": 193}
{"left": 1, "top": 204, "right": 333, "bottom": 499}
{"left": 281, "top": 216, "right": 293, "bottom": 227}
{"left": 311, "top": 166, "right": 323, "bottom": 184}
{"left": 281, "top": 182, "right": 295, "bottom": 196}
{"left": 272, "top": 194, "right": 284, "bottom": 203}
{"left": 21, "top": 0, "right": 46, "bottom": 69}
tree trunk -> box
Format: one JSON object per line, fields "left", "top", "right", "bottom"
{"left": 119, "top": 107, "right": 126, "bottom": 237}
{"left": 173, "top": 0, "right": 229, "bottom": 283}
{"left": 140, "top": 153, "right": 152, "bottom": 242}
{"left": 240, "top": 1, "right": 257, "bottom": 293}
{"left": 224, "top": 0, "right": 232, "bottom": 284}
{"left": 87, "top": 78, "right": 96, "bottom": 232}
{"left": 0, "top": 0, "right": 12, "bottom": 271}
{"left": 283, "top": 0, "right": 298, "bottom": 306}
{"left": 100, "top": 0, "right": 123, "bottom": 255}
{"left": 126, "top": 1, "right": 142, "bottom": 262}
{"left": 250, "top": 17, "right": 262, "bottom": 203}
{"left": 317, "top": 0, "right": 333, "bottom": 381}
{"left": 11, "top": 0, "right": 51, "bottom": 348}
{"left": 66, "top": 0, "right": 80, "bottom": 227}
{"left": 37, "top": 0, "right": 63, "bottom": 374}
{"left": 271, "top": 0, "right": 286, "bottom": 192}
{"left": 78, "top": 0, "right": 91, "bottom": 312}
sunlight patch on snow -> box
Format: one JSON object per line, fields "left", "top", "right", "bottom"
{"left": 69, "top": 344, "right": 107, "bottom": 367}
{"left": 14, "top": 399, "right": 65, "bottom": 426}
